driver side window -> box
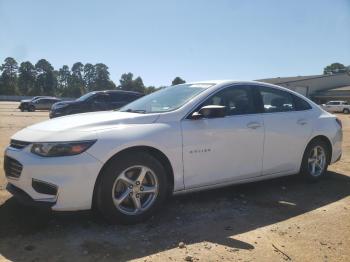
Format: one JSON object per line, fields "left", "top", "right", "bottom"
{"left": 199, "top": 86, "right": 256, "bottom": 116}
{"left": 92, "top": 94, "right": 109, "bottom": 103}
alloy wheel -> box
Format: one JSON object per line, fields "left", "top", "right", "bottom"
{"left": 308, "top": 146, "right": 326, "bottom": 177}
{"left": 111, "top": 165, "right": 159, "bottom": 215}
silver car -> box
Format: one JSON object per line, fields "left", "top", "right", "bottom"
{"left": 28, "top": 97, "right": 61, "bottom": 111}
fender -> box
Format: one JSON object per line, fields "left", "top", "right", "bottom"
{"left": 87, "top": 122, "right": 185, "bottom": 191}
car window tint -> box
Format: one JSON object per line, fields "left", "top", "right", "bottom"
{"left": 259, "top": 86, "right": 295, "bottom": 113}
{"left": 93, "top": 94, "right": 109, "bottom": 103}
{"left": 292, "top": 94, "right": 312, "bottom": 111}
{"left": 200, "top": 86, "right": 256, "bottom": 116}
{"left": 110, "top": 93, "right": 124, "bottom": 102}
{"left": 126, "top": 94, "right": 141, "bottom": 102}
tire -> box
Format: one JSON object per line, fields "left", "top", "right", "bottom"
{"left": 343, "top": 108, "right": 350, "bottom": 114}
{"left": 95, "top": 152, "right": 169, "bottom": 224}
{"left": 28, "top": 105, "right": 35, "bottom": 112}
{"left": 300, "top": 139, "right": 330, "bottom": 181}
{"left": 20, "top": 108, "right": 24, "bottom": 112}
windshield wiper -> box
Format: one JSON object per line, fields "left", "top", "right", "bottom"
{"left": 124, "top": 109, "right": 146, "bottom": 113}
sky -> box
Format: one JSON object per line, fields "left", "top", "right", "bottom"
{"left": 0, "top": 0, "right": 349, "bottom": 87}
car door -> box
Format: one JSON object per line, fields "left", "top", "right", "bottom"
{"left": 181, "top": 85, "right": 264, "bottom": 189}
{"left": 44, "top": 99, "right": 52, "bottom": 110}
{"left": 257, "top": 86, "right": 313, "bottom": 175}
{"left": 36, "top": 99, "right": 46, "bottom": 110}
{"left": 90, "top": 94, "right": 110, "bottom": 111}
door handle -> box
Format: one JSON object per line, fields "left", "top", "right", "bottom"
{"left": 247, "top": 122, "right": 261, "bottom": 129}
{"left": 297, "top": 119, "right": 308, "bottom": 125}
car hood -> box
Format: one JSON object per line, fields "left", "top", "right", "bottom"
{"left": 11, "top": 111, "right": 160, "bottom": 142}
{"left": 20, "top": 100, "right": 31, "bottom": 103}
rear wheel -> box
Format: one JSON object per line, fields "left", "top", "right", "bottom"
{"left": 95, "top": 152, "right": 169, "bottom": 224}
{"left": 343, "top": 108, "right": 350, "bottom": 114}
{"left": 300, "top": 139, "right": 329, "bottom": 181}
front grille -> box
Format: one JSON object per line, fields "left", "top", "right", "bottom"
{"left": 4, "top": 156, "right": 23, "bottom": 179}
{"left": 10, "top": 140, "right": 31, "bottom": 150}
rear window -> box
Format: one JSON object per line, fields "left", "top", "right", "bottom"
{"left": 292, "top": 94, "right": 312, "bottom": 111}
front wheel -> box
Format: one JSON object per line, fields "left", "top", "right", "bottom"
{"left": 300, "top": 140, "right": 329, "bottom": 181}
{"left": 343, "top": 108, "right": 350, "bottom": 114}
{"left": 28, "top": 105, "right": 35, "bottom": 112}
{"left": 95, "top": 152, "right": 169, "bottom": 224}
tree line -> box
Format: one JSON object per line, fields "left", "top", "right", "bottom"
{"left": 0, "top": 57, "right": 186, "bottom": 97}
{"left": 3, "top": 56, "right": 345, "bottom": 98}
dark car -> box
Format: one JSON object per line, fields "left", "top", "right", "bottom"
{"left": 18, "top": 96, "right": 53, "bottom": 111}
{"left": 49, "top": 90, "right": 143, "bottom": 118}
{"left": 28, "top": 97, "right": 62, "bottom": 112}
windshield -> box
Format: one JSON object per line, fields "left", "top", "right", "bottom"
{"left": 76, "top": 92, "right": 96, "bottom": 102}
{"left": 120, "top": 83, "right": 213, "bottom": 113}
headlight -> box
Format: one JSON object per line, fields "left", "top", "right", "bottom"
{"left": 31, "top": 140, "right": 96, "bottom": 157}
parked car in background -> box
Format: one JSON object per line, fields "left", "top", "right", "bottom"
{"left": 18, "top": 96, "right": 53, "bottom": 111}
{"left": 49, "top": 90, "right": 143, "bottom": 118}
{"left": 5, "top": 81, "right": 342, "bottom": 224}
{"left": 27, "top": 97, "right": 62, "bottom": 112}
{"left": 321, "top": 101, "right": 350, "bottom": 114}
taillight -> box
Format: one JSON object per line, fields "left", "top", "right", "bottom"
{"left": 336, "top": 118, "right": 342, "bottom": 129}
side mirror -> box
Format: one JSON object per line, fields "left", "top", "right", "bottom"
{"left": 191, "top": 105, "right": 226, "bottom": 120}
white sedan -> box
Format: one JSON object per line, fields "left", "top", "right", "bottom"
{"left": 4, "top": 81, "right": 343, "bottom": 224}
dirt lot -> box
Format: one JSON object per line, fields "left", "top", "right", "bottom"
{"left": 0, "top": 102, "right": 349, "bottom": 262}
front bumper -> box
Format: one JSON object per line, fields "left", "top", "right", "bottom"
{"left": 18, "top": 104, "right": 28, "bottom": 110}
{"left": 49, "top": 110, "right": 59, "bottom": 118}
{"left": 49, "top": 109, "right": 69, "bottom": 118}
{"left": 6, "top": 183, "right": 55, "bottom": 209}
{"left": 4, "top": 145, "right": 103, "bottom": 211}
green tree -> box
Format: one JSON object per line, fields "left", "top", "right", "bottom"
{"left": 35, "top": 59, "right": 57, "bottom": 95}
{"left": 171, "top": 76, "right": 186, "bottom": 86}
{"left": 323, "top": 63, "right": 346, "bottom": 75}
{"left": 119, "top": 72, "right": 145, "bottom": 93}
{"left": 0, "top": 57, "right": 18, "bottom": 95}
{"left": 145, "top": 86, "right": 157, "bottom": 94}
{"left": 94, "top": 63, "right": 114, "bottom": 90}
{"left": 83, "top": 63, "right": 96, "bottom": 92}
{"left": 57, "top": 65, "right": 71, "bottom": 96}
{"left": 68, "top": 62, "right": 84, "bottom": 97}
{"left": 119, "top": 72, "right": 133, "bottom": 90}
{"left": 18, "top": 61, "right": 36, "bottom": 95}
{"left": 133, "top": 76, "right": 145, "bottom": 93}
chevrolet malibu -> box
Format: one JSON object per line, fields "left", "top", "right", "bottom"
{"left": 4, "top": 81, "right": 342, "bottom": 224}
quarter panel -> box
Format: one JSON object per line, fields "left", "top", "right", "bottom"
{"left": 262, "top": 110, "right": 314, "bottom": 175}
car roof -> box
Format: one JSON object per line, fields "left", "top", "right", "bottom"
{"left": 35, "top": 97, "right": 60, "bottom": 100}
{"left": 187, "top": 80, "right": 276, "bottom": 86}
{"left": 93, "top": 90, "right": 143, "bottom": 95}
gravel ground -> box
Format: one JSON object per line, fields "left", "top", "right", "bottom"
{"left": 0, "top": 102, "right": 349, "bottom": 262}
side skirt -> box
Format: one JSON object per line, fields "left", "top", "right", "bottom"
{"left": 173, "top": 171, "right": 297, "bottom": 195}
